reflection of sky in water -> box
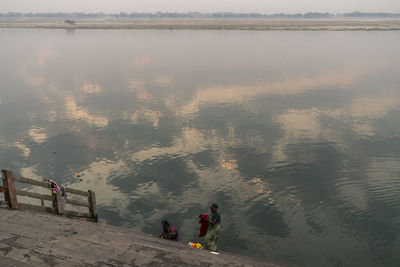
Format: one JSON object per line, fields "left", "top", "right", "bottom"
{"left": 1, "top": 29, "right": 400, "bottom": 266}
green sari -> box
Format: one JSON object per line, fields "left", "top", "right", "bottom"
{"left": 205, "top": 213, "right": 221, "bottom": 251}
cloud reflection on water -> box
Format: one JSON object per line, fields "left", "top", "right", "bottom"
{"left": 37, "top": 48, "right": 55, "bottom": 67}
{"left": 2, "top": 29, "right": 400, "bottom": 266}
{"left": 70, "top": 159, "right": 128, "bottom": 206}
{"left": 28, "top": 126, "right": 47, "bottom": 143}
{"left": 81, "top": 82, "right": 101, "bottom": 95}
{"left": 26, "top": 75, "right": 46, "bottom": 88}
{"left": 179, "top": 71, "right": 354, "bottom": 116}
{"left": 129, "top": 108, "right": 163, "bottom": 128}
{"left": 153, "top": 74, "right": 174, "bottom": 87}
{"left": 64, "top": 95, "right": 109, "bottom": 127}
{"left": 14, "top": 141, "right": 31, "bottom": 157}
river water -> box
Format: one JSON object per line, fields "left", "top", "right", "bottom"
{"left": 1, "top": 28, "right": 400, "bottom": 266}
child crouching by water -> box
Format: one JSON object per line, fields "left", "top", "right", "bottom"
{"left": 160, "top": 220, "right": 179, "bottom": 241}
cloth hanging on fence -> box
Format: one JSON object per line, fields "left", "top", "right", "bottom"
{"left": 45, "top": 179, "right": 60, "bottom": 194}
{"left": 45, "top": 179, "right": 67, "bottom": 208}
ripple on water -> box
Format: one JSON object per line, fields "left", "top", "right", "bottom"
{"left": 365, "top": 157, "right": 400, "bottom": 206}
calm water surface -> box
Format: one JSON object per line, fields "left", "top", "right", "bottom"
{"left": 1, "top": 29, "right": 400, "bottom": 266}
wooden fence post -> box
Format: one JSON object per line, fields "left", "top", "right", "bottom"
{"left": 1, "top": 169, "right": 18, "bottom": 209}
{"left": 52, "top": 191, "right": 63, "bottom": 215}
{"left": 88, "top": 190, "right": 98, "bottom": 222}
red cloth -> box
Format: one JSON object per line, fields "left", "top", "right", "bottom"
{"left": 198, "top": 214, "right": 209, "bottom": 237}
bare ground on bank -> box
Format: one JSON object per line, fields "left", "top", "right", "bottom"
{"left": 1, "top": 18, "right": 400, "bottom": 31}
{"left": 0, "top": 208, "right": 280, "bottom": 266}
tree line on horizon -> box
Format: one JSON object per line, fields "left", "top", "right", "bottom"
{"left": 1, "top": 11, "right": 400, "bottom": 19}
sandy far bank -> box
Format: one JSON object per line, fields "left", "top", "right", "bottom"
{"left": 1, "top": 18, "right": 400, "bottom": 31}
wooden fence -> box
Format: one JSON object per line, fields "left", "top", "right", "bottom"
{"left": 0, "top": 169, "right": 97, "bottom": 222}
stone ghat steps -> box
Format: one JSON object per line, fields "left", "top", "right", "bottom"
{"left": 0, "top": 208, "right": 279, "bottom": 266}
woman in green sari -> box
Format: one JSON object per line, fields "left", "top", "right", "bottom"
{"left": 205, "top": 203, "right": 221, "bottom": 251}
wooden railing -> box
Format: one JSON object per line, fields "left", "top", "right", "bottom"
{"left": 0, "top": 169, "right": 97, "bottom": 222}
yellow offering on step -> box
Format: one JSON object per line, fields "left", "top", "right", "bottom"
{"left": 188, "top": 242, "right": 203, "bottom": 249}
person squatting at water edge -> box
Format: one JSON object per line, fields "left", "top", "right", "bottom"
{"left": 160, "top": 220, "right": 179, "bottom": 241}
{"left": 204, "top": 203, "right": 221, "bottom": 252}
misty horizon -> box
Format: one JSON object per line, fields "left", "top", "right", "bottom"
{"left": 2, "top": 11, "right": 400, "bottom": 19}
{"left": 1, "top": 0, "right": 399, "bottom": 14}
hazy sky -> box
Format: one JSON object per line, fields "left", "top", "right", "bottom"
{"left": 1, "top": 0, "right": 399, "bottom": 14}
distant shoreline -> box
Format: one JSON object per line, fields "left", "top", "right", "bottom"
{"left": 1, "top": 19, "right": 400, "bottom": 31}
